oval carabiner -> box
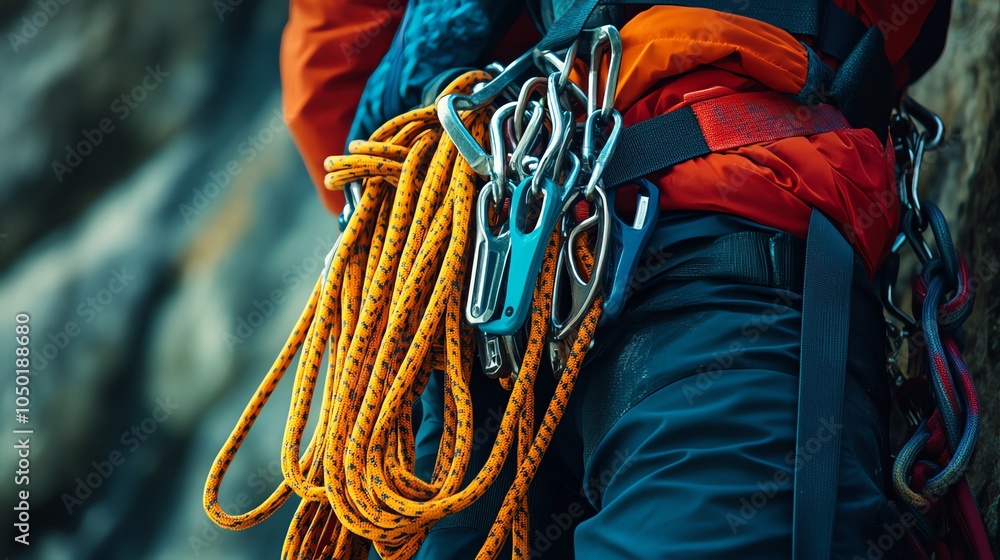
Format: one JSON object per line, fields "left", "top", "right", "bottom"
{"left": 582, "top": 109, "right": 623, "bottom": 199}
{"left": 588, "top": 25, "right": 622, "bottom": 121}
{"left": 488, "top": 102, "right": 519, "bottom": 193}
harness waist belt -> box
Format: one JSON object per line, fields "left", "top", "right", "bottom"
{"left": 644, "top": 230, "right": 806, "bottom": 295}
{"left": 603, "top": 91, "right": 850, "bottom": 188}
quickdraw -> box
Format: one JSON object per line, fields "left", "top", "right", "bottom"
{"left": 204, "top": 28, "right": 627, "bottom": 560}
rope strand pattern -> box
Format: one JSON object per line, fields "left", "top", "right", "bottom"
{"left": 204, "top": 70, "right": 603, "bottom": 560}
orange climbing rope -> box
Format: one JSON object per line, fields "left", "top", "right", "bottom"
{"left": 203, "top": 70, "right": 603, "bottom": 559}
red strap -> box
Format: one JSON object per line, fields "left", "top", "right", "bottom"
{"left": 690, "top": 91, "right": 849, "bottom": 153}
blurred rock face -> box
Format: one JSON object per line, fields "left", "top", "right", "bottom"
{"left": 0, "top": 1, "right": 997, "bottom": 560}
{"left": 0, "top": 0, "right": 338, "bottom": 558}
{"left": 910, "top": 0, "right": 1000, "bottom": 546}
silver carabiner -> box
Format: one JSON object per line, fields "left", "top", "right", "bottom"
{"left": 488, "top": 102, "right": 519, "bottom": 201}
{"left": 533, "top": 48, "right": 589, "bottom": 109}
{"left": 476, "top": 329, "right": 512, "bottom": 379}
{"left": 550, "top": 186, "right": 611, "bottom": 340}
{"left": 438, "top": 51, "right": 535, "bottom": 176}
{"left": 535, "top": 40, "right": 579, "bottom": 94}
{"left": 548, "top": 337, "right": 571, "bottom": 379}
{"left": 510, "top": 100, "right": 546, "bottom": 182}
{"left": 582, "top": 109, "right": 623, "bottom": 198}
{"left": 587, "top": 25, "right": 622, "bottom": 121}
{"left": 532, "top": 73, "right": 575, "bottom": 195}
{"left": 466, "top": 185, "right": 512, "bottom": 325}
{"left": 514, "top": 77, "right": 548, "bottom": 141}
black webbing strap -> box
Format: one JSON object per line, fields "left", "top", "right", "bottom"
{"left": 539, "top": 0, "right": 865, "bottom": 61}
{"left": 829, "top": 25, "right": 895, "bottom": 136}
{"left": 792, "top": 208, "right": 853, "bottom": 560}
{"left": 537, "top": 0, "right": 603, "bottom": 51}
{"left": 602, "top": 107, "right": 708, "bottom": 188}
{"left": 649, "top": 230, "right": 805, "bottom": 293}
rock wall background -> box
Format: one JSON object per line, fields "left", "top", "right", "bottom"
{"left": 0, "top": 1, "right": 996, "bottom": 559}
{"left": 910, "top": 0, "right": 1000, "bottom": 545}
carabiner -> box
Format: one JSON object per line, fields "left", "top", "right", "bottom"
{"left": 532, "top": 74, "right": 575, "bottom": 194}
{"left": 601, "top": 179, "right": 660, "bottom": 324}
{"left": 475, "top": 328, "right": 526, "bottom": 380}
{"left": 511, "top": 100, "right": 546, "bottom": 183}
{"left": 551, "top": 186, "right": 611, "bottom": 340}
{"left": 337, "top": 180, "right": 364, "bottom": 231}
{"left": 548, "top": 337, "right": 571, "bottom": 379}
{"left": 480, "top": 155, "right": 581, "bottom": 335}
{"left": 901, "top": 208, "right": 934, "bottom": 265}
{"left": 466, "top": 185, "right": 512, "bottom": 325}
{"left": 902, "top": 96, "right": 945, "bottom": 150}
{"left": 488, "top": 102, "right": 518, "bottom": 197}
{"left": 587, "top": 25, "right": 622, "bottom": 121}
{"left": 581, "top": 109, "right": 622, "bottom": 199}
{"left": 437, "top": 51, "right": 535, "bottom": 176}
{"left": 514, "top": 77, "right": 547, "bottom": 141}
{"left": 552, "top": 40, "right": 579, "bottom": 94}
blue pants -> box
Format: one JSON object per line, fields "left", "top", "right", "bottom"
{"left": 392, "top": 217, "right": 899, "bottom": 559}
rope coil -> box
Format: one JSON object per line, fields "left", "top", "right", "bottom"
{"left": 204, "top": 70, "right": 603, "bottom": 559}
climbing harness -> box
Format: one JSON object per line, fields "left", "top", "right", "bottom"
{"left": 205, "top": 30, "right": 626, "bottom": 560}
{"left": 205, "top": 0, "right": 992, "bottom": 557}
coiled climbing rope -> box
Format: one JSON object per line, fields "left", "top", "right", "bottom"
{"left": 203, "top": 70, "right": 603, "bottom": 559}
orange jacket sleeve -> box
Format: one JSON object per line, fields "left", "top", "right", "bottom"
{"left": 280, "top": 0, "right": 404, "bottom": 215}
